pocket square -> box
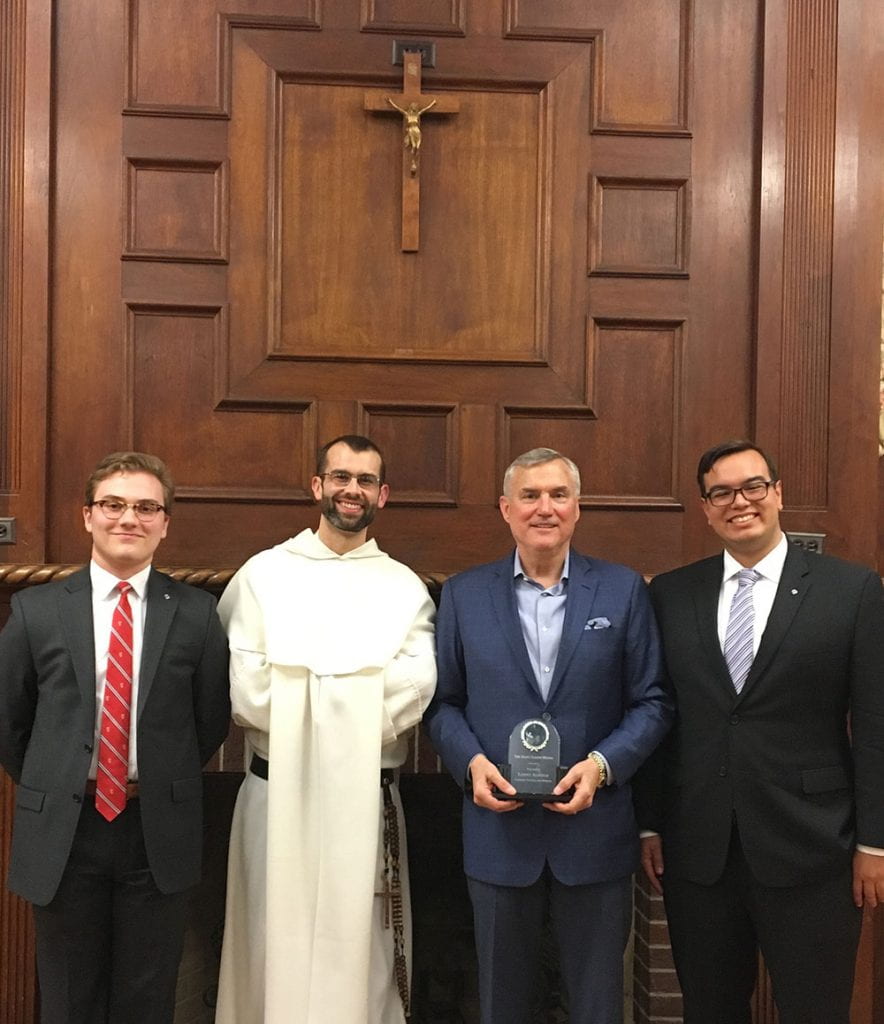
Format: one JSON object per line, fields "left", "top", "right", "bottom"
{"left": 584, "top": 616, "right": 611, "bottom": 630}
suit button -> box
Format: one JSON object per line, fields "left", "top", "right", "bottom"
{"left": 84, "top": 743, "right": 93, "bottom": 753}
{"left": 542, "top": 712, "right": 551, "bottom": 722}
{"left": 730, "top": 715, "right": 739, "bottom": 725}
{"left": 73, "top": 793, "right": 82, "bottom": 803}
{"left": 718, "top": 766, "right": 728, "bottom": 777}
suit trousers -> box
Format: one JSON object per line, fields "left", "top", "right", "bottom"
{"left": 662, "top": 824, "right": 861, "bottom": 1024}
{"left": 32, "top": 798, "right": 189, "bottom": 1024}
{"left": 467, "top": 866, "right": 631, "bottom": 1024}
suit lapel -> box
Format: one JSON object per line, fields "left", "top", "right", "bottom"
{"left": 739, "top": 543, "right": 810, "bottom": 696}
{"left": 690, "top": 554, "right": 736, "bottom": 694}
{"left": 59, "top": 568, "right": 98, "bottom": 713}
{"left": 547, "top": 552, "right": 600, "bottom": 704}
{"left": 138, "top": 568, "right": 177, "bottom": 719}
{"left": 489, "top": 556, "right": 540, "bottom": 697}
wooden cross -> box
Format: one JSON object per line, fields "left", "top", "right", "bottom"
{"left": 364, "top": 50, "right": 459, "bottom": 252}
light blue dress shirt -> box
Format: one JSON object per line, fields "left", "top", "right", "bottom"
{"left": 513, "top": 551, "right": 569, "bottom": 702}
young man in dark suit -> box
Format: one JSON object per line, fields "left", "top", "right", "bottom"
{"left": 636, "top": 440, "right": 884, "bottom": 1024}
{"left": 0, "top": 451, "right": 231, "bottom": 1024}
{"left": 425, "top": 447, "right": 673, "bottom": 1024}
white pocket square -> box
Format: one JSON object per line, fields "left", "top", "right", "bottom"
{"left": 584, "top": 616, "right": 611, "bottom": 630}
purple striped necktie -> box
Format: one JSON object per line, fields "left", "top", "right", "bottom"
{"left": 723, "top": 569, "right": 761, "bottom": 693}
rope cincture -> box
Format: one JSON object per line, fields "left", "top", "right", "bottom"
{"left": 381, "top": 771, "right": 411, "bottom": 1023}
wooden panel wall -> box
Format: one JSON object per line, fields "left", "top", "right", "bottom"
{"left": 0, "top": 8, "right": 877, "bottom": 570}
{"left": 1, "top": 1, "right": 883, "bottom": 1022}
{"left": 757, "top": 0, "right": 883, "bottom": 567}
{"left": 32, "top": 0, "right": 760, "bottom": 578}
{"left": 0, "top": 0, "right": 49, "bottom": 564}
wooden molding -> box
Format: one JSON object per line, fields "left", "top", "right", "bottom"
{"left": 505, "top": 0, "right": 693, "bottom": 136}
{"left": 123, "top": 158, "right": 229, "bottom": 263}
{"left": 778, "top": 0, "right": 837, "bottom": 510}
{"left": 0, "top": 564, "right": 453, "bottom": 600}
{"left": 124, "top": 4, "right": 322, "bottom": 117}
{"left": 0, "top": 0, "right": 25, "bottom": 497}
{"left": 0, "top": 0, "right": 50, "bottom": 564}
{"left": 360, "top": 0, "right": 466, "bottom": 35}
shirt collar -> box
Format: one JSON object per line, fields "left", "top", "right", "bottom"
{"left": 513, "top": 549, "right": 570, "bottom": 585}
{"left": 90, "top": 560, "right": 152, "bottom": 601}
{"left": 722, "top": 531, "right": 789, "bottom": 585}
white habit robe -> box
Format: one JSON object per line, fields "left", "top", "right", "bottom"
{"left": 214, "top": 529, "right": 436, "bottom": 1024}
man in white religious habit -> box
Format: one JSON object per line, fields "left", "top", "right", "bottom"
{"left": 214, "top": 434, "right": 437, "bottom": 1024}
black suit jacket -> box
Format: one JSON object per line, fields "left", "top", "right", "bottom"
{"left": 634, "top": 544, "right": 884, "bottom": 888}
{"left": 0, "top": 567, "right": 231, "bottom": 905}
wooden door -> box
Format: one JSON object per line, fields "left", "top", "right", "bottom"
{"left": 42, "top": 0, "right": 760, "bottom": 578}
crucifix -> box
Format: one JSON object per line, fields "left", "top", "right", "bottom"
{"left": 364, "top": 50, "right": 459, "bottom": 252}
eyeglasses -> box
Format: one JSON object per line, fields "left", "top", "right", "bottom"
{"left": 704, "top": 480, "right": 775, "bottom": 507}
{"left": 320, "top": 471, "right": 382, "bottom": 490}
{"left": 90, "top": 499, "right": 167, "bottom": 522}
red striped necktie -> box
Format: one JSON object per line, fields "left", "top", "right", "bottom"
{"left": 96, "top": 581, "right": 134, "bottom": 821}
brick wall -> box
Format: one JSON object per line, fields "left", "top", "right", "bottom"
{"left": 632, "top": 872, "right": 682, "bottom": 1023}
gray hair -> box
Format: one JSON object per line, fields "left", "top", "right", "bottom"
{"left": 502, "top": 448, "right": 581, "bottom": 497}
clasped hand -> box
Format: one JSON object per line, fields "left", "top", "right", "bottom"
{"left": 467, "top": 753, "right": 602, "bottom": 815}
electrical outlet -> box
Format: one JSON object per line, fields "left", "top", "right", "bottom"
{"left": 787, "top": 531, "right": 824, "bottom": 555}
{"left": 0, "top": 517, "right": 16, "bottom": 544}
{"left": 392, "top": 40, "right": 436, "bottom": 67}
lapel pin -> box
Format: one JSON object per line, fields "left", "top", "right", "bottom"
{"left": 164, "top": 593, "right": 170, "bottom": 600}
{"left": 790, "top": 588, "right": 798, "bottom": 595}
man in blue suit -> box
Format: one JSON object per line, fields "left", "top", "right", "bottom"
{"left": 424, "top": 447, "right": 673, "bottom": 1024}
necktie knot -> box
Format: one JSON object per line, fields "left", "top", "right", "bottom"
{"left": 736, "top": 568, "right": 761, "bottom": 588}
{"left": 117, "top": 581, "right": 131, "bottom": 597}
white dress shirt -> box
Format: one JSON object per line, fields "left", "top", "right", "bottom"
{"left": 717, "top": 532, "right": 788, "bottom": 653}
{"left": 511, "top": 551, "right": 611, "bottom": 784}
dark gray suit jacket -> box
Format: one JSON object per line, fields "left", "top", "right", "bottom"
{"left": 0, "top": 567, "right": 231, "bottom": 905}
{"left": 634, "top": 544, "right": 884, "bottom": 887}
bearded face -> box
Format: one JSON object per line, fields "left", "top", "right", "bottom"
{"left": 319, "top": 488, "right": 379, "bottom": 534}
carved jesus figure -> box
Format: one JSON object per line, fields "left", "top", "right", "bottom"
{"left": 387, "top": 98, "right": 437, "bottom": 173}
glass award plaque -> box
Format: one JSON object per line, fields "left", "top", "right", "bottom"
{"left": 493, "top": 718, "right": 570, "bottom": 802}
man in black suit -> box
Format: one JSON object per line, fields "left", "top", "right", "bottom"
{"left": 0, "top": 451, "right": 230, "bottom": 1024}
{"left": 635, "top": 440, "right": 884, "bottom": 1024}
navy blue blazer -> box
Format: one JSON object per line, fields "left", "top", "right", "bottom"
{"left": 424, "top": 549, "right": 673, "bottom": 887}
